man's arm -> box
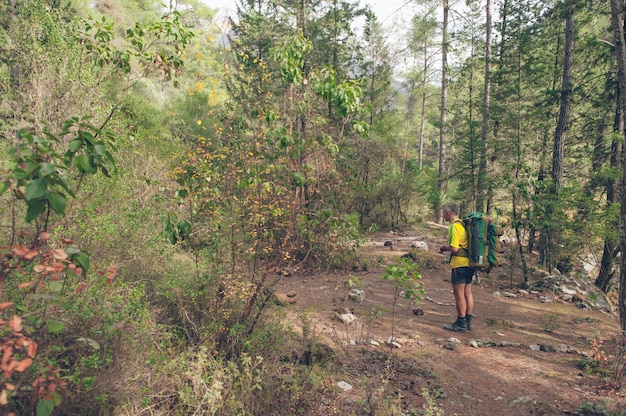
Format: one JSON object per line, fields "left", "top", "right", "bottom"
{"left": 439, "top": 244, "right": 459, "bottom": 254}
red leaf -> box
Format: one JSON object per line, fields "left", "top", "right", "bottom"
{"left": 15, "top": 358, "right": 32, "bottom": 372}
{"left": 34, "top": 264, "right": 45, "bottom": 273}
{"left": 39, "top": 232, "right": 51, "bottom": 242}
{"left": 24, "top": 249, "right": 38, "bottom": 260}
{"left": 27, "top": 341, "right": 37, "bottom": 358}
{"left": 1, "top": 347, "right": 13, "bottom": 368}
{"left": 0, "top": 302, "right": 13, "bottom": 309}
{"left": 17, "top": 282, "right": 34, "bottom": 289}
{"left": 51, "top": 249, "right": 68, "bottom": 260}
{"left": 60, "top": 238, "right": 74, "bottom": 244}
{"left": 12, "top": 245, "right": 29, "bottom": 256}
{"left": 9, "top": 316, "right": 22, "bottom": 332}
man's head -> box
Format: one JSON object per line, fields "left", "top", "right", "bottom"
{"left": 442, "top": 202, "right": 458, "bottom": 222}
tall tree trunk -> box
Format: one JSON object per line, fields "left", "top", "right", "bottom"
{"left": 512, "top": 6, "right": 529, "bottom": 284}
{"left": 419, "top": 46, "right": 428, "bottom": 171}
{"left": 595, "top": 91, "right": 623, "bottom": 292}
{"left": 540, "top": 0, "right": 575, "bottom": 269}
{"left": 477, "top": 0, "right": 492, "bottom": 213}
{"left": 437, "top": 0, "right": 449, "bottom": 223}
{"left": 404, "top": 80, "right": 417, "bottom": 176}
{"left": 610, "top": 0, "right": 626, "bottom": 330}
{"left": 552, "top": 2, "right": 575, "bottom": 195}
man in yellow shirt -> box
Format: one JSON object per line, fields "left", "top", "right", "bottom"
{"left": 439, "top": 202, "right": 474, "bottom": 332}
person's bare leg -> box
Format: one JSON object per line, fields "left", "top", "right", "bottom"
{"left": 452, "top": 283, "right": 466, "bottom": 317}
{"left": 464, "top": 284, "right": 474, "bottom": 316}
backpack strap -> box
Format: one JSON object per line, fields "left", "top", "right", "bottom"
{"left": 450, "top": 219, "right": 469, "bottom": 259}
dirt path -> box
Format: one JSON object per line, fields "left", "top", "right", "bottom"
{"left": 275, "top": 225, "right": 626, "bottom": 415}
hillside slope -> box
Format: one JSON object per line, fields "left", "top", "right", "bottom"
{"left": 274, "top": 223, "right": 626, "bottom": 415}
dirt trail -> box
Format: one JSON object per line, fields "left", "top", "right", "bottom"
{"left": 276, "top": 225, "right": 626, "bottom": 415}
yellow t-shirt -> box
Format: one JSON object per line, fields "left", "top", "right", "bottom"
{"left": 449, "top": 220, "right": 470, "bottom": 269}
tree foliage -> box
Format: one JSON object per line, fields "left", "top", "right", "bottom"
{"left": 1, "top": 0, "right": 626, "bottom": 412}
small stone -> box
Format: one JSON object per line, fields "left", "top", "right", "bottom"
{"left": 529, "top": 345, "right": 541, "bottom": 351}
{"left": 560, "top": 285, "right": 577, "bottom": 295}
{"left": 555, "top": 344, "right": 568, "bottom": 353}
{"left": 337, "top": 381, "right": 352, "bottom": 391}
{"left": 510, "top": 396, "right": 533, "bottom": 406}
{"left": 275, "top": 293, "right": 297, "bottom": 305}
{"left": 411, "top": 241, "right": 429, "bottom": 250}
{"left": 336, "top": 313, "right": 357, "bottom": 324}
{"left": 348, "top": 289, "right": 365, "bottom": 303}
{"left": 469, "top": 340, "right": 479, "bottom": 348}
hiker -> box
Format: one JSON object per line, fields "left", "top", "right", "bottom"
{"left": 439, "top": 202, "right": 474, "bottom": 332}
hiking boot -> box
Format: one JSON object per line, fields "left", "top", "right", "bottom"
{"left": 444, "top": 317, "right": 467, "bottom": 332}
{"left": 466, "top": 314, "right": 473, "bottom": 331}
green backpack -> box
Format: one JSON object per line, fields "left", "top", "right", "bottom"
{"left": 456, "top": 212, "right": 504, "bottom": 273}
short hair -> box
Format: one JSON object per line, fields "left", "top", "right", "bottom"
{"left": 442, "top": 202, "right": 458, "bottom": 215}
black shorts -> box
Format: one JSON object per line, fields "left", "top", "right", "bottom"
{"left": 451, "top": 267, "right": 474, "bottom": 285}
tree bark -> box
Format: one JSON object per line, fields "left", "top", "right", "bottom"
{"left": 595, "top": 90, "right": 623, "bottom": 292}
{"left": 540, "top": 0, "right": 575, "bottom": 269}
{"left": 477, "top": 0, "right": 492, "bottom": 213}
{"left": 437, "top": 0, "right": 449, "bottom": 223}
{"left": 419, "top": 45, "right": 428, "bottom": 171}
{"left": 552, "top": 1, "right": 575, "bottom": 195}
{"left": 609, "top": 0, "right": 626, "bottom": 330}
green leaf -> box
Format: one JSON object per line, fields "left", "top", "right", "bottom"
{"left": 292, "top": 172, "right": 306, "bottom": 187}
{"left": 68, "top": 139, "right": 82, "bottom": 152}
{"left": 25, "top": 199, "right": 47, "bottom": 222}
{"left": 24, "top": 160, "right": 39, "bottom": 175}
{"left": 48, "top": 192, "right": 67, "bottom": 214}
{"left": 66, "top": 247, "right": 81, "bottom": 255}
{"left": 39, "top": 162, "right": 56, "bottom": 176}
{"left": 49, "top": 281, "right": 64, "bottom": 293}
{"left": 0, "top": 181, "right": 8, "bottom": 197}
{"left": 36, "top": 398, "right": 55, "bottom": 416}
{"left": 74, "top": 251, "right": 90, "bottom": 272}
{"left": 177, "top": 220, "right": 191, "bottom": 237}
{"left": 50, "top": 173, "right": 76, "bottom": 198}
{"left": 94, "top": 144, "right": 106, "bottom": 155}
{"left": 25, "top": 177, "right": 48, "bottom": 201}
{"left": 75, "top": 154, "right": 97, "bottom": 174}
{"left": 46, "top": 319, "right": 65, "bottom": 333}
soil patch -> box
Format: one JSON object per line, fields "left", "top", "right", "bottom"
{"left": 275, "top": 224, "right": 626, "bottom": 415}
